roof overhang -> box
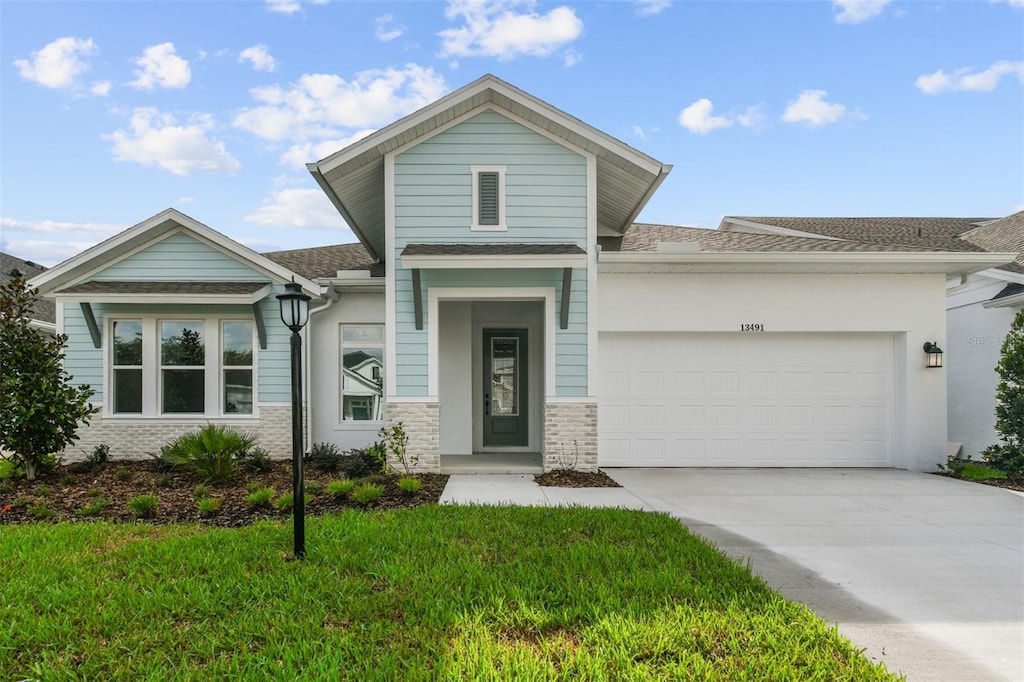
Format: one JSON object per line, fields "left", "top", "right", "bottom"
{"left": 54, "top": 281, "right": 273, "bottom": 305}
{"left": 598, "top": 251, "right": 1017, "bottom": 275}
{"left": 401, "top": 243, "right": 587, "bottom": 270}
{"left": 28, "top": 209, "right": 321, "bottom": 297}
{"left": 308, "top": 75, "right": 672, "bottom": 260}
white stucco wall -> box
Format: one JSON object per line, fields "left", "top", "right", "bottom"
{"left": 309, "top": 291, "right": 385, "bottom": 451}
{"left": 598, "top": 272, "right": 949, "bottom": 472}
{"left": 947, "top": 276, "right": 1017, "bottom": 458}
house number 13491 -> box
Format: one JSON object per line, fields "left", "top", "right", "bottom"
{"left": 740, "top": 323, "right": 765, "bottom": 332}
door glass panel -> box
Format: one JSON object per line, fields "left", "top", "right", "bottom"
{"left": 491, "top": 337, "right": 518, "bottom": 416}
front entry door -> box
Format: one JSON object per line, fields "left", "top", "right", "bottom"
{"left": 483, "top": 329, "right": 528, "bottom": 447}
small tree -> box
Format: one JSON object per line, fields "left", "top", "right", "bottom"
{"left": 984, "top": 308, "right": 1024, "bottom": 476}
{"left": 0, "top": 274, "right": 95, "bottom": 480}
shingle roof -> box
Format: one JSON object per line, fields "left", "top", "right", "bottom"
{"left": 724, "top": 216, "right": 992, "bottom": 251}
{"left": 600, "top": 224, "right": 951, "bottom": 254}
{"left": 402, "top": 243, "right": 586, "bottom": 256}
{"left": 960, "top": 211, "right": 1024, "bottom": 274}
{"left": 1, "top": 251, "right": 55, "bottom": 324}
{"left": 60, "top": 281, "right": 269, "bottom": 295}
{"left": 262, "top": 242, "right": 381, "bottom": 279}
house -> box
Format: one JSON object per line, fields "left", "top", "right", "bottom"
{"left": 28, "top": 75, "right": 1014, "bottom": 473}
{"left": 719, "top": 214, "right": 1024, "bottom": 459}
{"left": 2, "top": 252, "right": 56, "bottom": 334}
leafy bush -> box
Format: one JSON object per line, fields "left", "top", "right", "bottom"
{"left": 147, "top": 448, "right": 180, "bottom": 474}
{"left": 326, "top": 479, "right": 355, "bottom": 497}
{"left": 398, "top": 476, "right": 421, "bottom": 495}
{"left": 161, "top": 424, "right": 257, "bottom": 483}
{"left": 196, "top": 497, "right": 223, "bottom": 516}
{"left": 193, "top": 484, "right": 212, "bottom": 500}
{"left": 986, "top": 308, "right": 1024, "bottom": 477}
{"left": 86, "top": 443, "right": 110, "bottom": 467}
{"left": 245, "top": 487, "right": 275, "bottom": 508}
{"left": 75, "top": 497, "right": 110, "bottom": 517}
{"left": 351, "top": 483, "right": 384, "bottom": 506}
{"left": 306, "top": 442, "right": 344, "bottom": 472}
{"left": 0, "top": 458, "right": 16, "bottom": 479}
{"left": 237, "top": 447, "right": 273, "bottom": 473}
{"left": 0, "top": 275, "right": 96, "bottom": 480}
{"left": 273, "top": 492, "right": 312, "bottom": 511}
{"left": 127, "top": 494, "right": 159, "bottom": 518}
{"left": 379, "top": 423, "right": 416, "bottom": 475}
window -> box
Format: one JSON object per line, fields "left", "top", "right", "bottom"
{"left": 340, "top": 324, "right": 384, "bottom": 421}
{"left": 222, "top": 321, "right": 253, "bottom": 414}
{"left": 161, "top": 321, "right": 205, "bottom": 414}
{"left": 112, "top": 320, "right": 143, "bottom": 414}
{"left": 471, "top": 166, "right": 506, "bottom": 231}
{"left": 107, "top": 316, "right": 256, "bottom": 418}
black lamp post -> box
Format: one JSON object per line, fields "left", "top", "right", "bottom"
{"left": 277, "top": 281, "right": 311, "bottom": 558}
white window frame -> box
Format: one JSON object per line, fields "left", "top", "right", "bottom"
{"left": 471, "top": 165, "right": 507, "bottom": 232}
{"left": 221, "top": 320, "right": 255, "bottom": 416}
{"left": 159, "top": 319, "right": 207, "bottom": 415}
{"left": 339, "top": 323, "right": 385, "bottom": 424}
{"left": 104, "top": 314, "right": 259, "bottom": 421}
{"left": 110, "top": 319, "right": 144, "bottom": 415}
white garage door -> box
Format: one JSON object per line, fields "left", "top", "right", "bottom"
{"left": 599, "top": 333, "right": 895, "bottom": 467}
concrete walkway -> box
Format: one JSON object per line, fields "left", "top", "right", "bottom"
{"left": 440, "top": 469, "right": 1024, "bottom": 681}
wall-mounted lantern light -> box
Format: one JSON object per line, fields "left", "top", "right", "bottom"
{"left": 277, "top": 280, "right": 311, "bottom": 559}
{"left": 923, "top": 342, "right": 944, "bottom": 369}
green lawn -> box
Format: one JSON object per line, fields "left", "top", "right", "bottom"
{"left": 0, "top": 506, "right": 898, "bottom": 680}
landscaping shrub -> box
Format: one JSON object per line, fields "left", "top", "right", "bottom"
{"left": 306, "top": 442, "right": 344, "bottom": 472}
{"left": 127, "top": 494, "right": 159, "bottom": 518}
{"left": 237, "top": 447, "right": 273, "bottom": 473}
{"left": 351, "top": 483, "right": 384, "bottom": 506}
{"left": 193, "top": 484, "right": 212, "bottom": 500}
{"left": 327, "top": 446, "right": 384, "bottom": 478}
{"left": 114, "top": 468, "right": 133, "bottom": 482}
{"left": 326, "top": 479, "right": 355, "bottom": 498}
{"left": 304, "top": 480, "right": 323, "bottom": 495}
{"left": 985, "top": 308, "right": 1024, "bottom": 477}
{"left": 27, "top": 501, "right": 56, "bottom": 520}
{"left": 86, "top": 443, "right": 110, "bottom": 467}
{"left": 273, "top": 492, "right": 311, "bottom": 512}
{"left": 379, "top": 422, "right": 416, "bottom": 475}
{"left": 245, "top": 487, "right": 275, "bottom": 508}
{"left": 398, "top": 476, "right": 421, "bottom": 495}
{"left": 75, "top": 497, "right": 110, "bottom": 517}
{"left": 196, "top": 497, "right": 223, "bottom": 516}
{"left": 161, "top": 424, "right": 257, "bottom": 483}
{"left": 147, "top": 447, "right": 179, "bottom": 474}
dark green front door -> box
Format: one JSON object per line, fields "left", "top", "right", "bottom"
{"left": 483, "top": 329, "right": 528, "bottom": 447}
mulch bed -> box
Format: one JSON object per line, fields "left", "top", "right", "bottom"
{"left": 534, "top": 469, "right": 621, "bottom": 488}
{"left": 933, "top": 471, "right": 1024, "bottom": 493}
{"left": 0, "top": 460, "right": 448, "bottom": 527}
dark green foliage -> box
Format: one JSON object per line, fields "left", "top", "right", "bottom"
{"left": 305, "top": 442, "right": 343, "bottom": 472}
{"left": 316, "top": 445, "right": 384, "bottom": 478}
{"left": 86, "top": 444, "right": 110, "bottom": 467}
{"left": 161, "top": 424, "right": 257, "bottom": 483}
{"left": 153, "top": 474, "right": 173, "bottom": 488}
{"left": 0, "top": 275, "right": 96, "bottom": 480}
{"left": 304, "top": 480, "right": 323, "bottom": 495}
{"left": 114, "top": 468, "right": 133, "bottom": 482}
{"left": 986, "top": 309, "right": 1024, "bottom": 476}
{"left": 75, "top": 497, "right": 110, "bottom": 517}
{"left": 351, "top": 483, "right": 384, "bottom": 506}
{"left": 379, "top": 422, "right": 416, "bottom": 474}
{"left": 237, "top": 447, "right": 273, "bottom": 473}
{"left": 147, "top": 448, "right": 180, "bottom": 474}
{"left": 127, "top": 494, "right": 159, "bottom": 518}
{"left": 193, "top": 484, "right": 212, "bottom": 500}
{"left": 398, "top": 476, "right": 421, "bottom": 494}
{"left": 26, "top": 501, "right": 55, "bottom": 520}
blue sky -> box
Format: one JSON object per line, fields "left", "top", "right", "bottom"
{"left": 1, "top": 0, "right": 1022, "bottom": 266}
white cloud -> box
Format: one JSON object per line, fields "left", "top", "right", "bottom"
{"left": 735, "top": 104, "right": 768, "bottom": 131}
{"left": 279, "top": 130, "right": 376, "bottom": 168}
{"left": 563, "top": 49, "right": 581, "bottom": 67}
{"left": 631, "top": 125, "right": 659, "bottom": 140}
{"left": 130, "top": 43, "right": 191, "bottom": 90}
{"left": 833, "top": 0, "right": 890, "bottom": 24}
{"left": 636, "top": 0, "right": 671, "bottom": 17}
{"left": 0, "top": 216, "right": 125, "bottom": 237}
{"left": 0, "top": 239, "right": 101, "bottom": 267}
{"left": 90, "top": 80, "right": 112, "bottom": 96}
{"left": 239, "top": 44, "right": 277, "bottom": 72}
{"left": 991, "top": 0, "right": 1024, "bottom": 8}
{"left": 266, "top": 0, "right": 327, "bottom": 14}
{"left": 678, "top": 98, "right": 733, "bottom": 134}
{"left": 915, "top": 60, "right": 1024, "bottom": 94}
{"left": 244, "top": 188, "right": 351, "bottom": 230}
{"left": 439, "top": 0, "right": 584, "bottom": 62}
{"left": 14, "top": 36, "right": 97, "bottom": 90}
{"left": 104, "top": 108, "right": 242, "bottom": 176}
{"left": 233, "top": 64, "right": 447, "bottom": 144}
{"left": 375, "top": 14, "right": 406, "bottom": 42}
{"left": 781, "top": 90, "right": 850, "bottom": 126}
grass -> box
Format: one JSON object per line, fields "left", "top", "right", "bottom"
{"left": 0, "top": 506, "right": 897, "bottom": 680}
{"left": 958, "top": 462, "right": 1008, "bottom": 481}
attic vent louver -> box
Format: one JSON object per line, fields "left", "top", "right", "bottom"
{"left": 478, "top": 171, "right": 499, "bottom": 226}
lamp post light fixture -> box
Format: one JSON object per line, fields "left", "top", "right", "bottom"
{"left": 923, "top": 342, "right": 944, "bottom": 369}
{"left": 277, "top": 280, "right": 311, "bottom": 559}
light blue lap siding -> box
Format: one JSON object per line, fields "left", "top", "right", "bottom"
{"left": 62, "top": 291, "right": 294, "bottom": 405}
{"left": 394, "top": 268, "right": 588, "bottom": 398}
{"left": 96, "top": 231, "right": 268, "bottom": 281}
{"left": 393, "top": 110, "right": 590, "bottom": 398}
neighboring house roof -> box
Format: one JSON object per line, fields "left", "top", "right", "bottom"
{"left": 308, "top": 74, "right": 672, "bottom": 261}
{"left": 719, "top": 216, "right": 991, "bottom": 251}
{"left": 29, "top": 208, "right": 320, "bottom": 298}
{"left": 263, "top": 242, "right": 381, "bottom": 279}
{"left": 1, "top": 251, "right": 55, "bottom": 329}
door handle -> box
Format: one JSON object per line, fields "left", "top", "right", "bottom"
{"left": 484, "top": 392, "right": 490, "bottom": 416}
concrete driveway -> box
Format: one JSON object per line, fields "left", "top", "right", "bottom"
{"left": 607, "top": 469, "right": 1024, "bottom": 682}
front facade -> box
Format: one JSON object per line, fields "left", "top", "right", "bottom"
{"left": 30, "top": 76, "right": 1013, "bottom": 473}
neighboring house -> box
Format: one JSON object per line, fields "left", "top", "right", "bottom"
{"left": 720, "top": 214, "right": 1024, "bottom": 459}
{"left": 29, "top": 75, "right": 1012, "bottom": 472}
{"left": 2, "top": 252, "right": 56, "bottom": 334}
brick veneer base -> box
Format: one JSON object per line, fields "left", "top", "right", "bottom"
{"left": 64, "top": 405, "right": 296, "bottom": 462}
{"left": 386, "top": 402, "right": 441, "bottom": 473}
{"left": 544, "top": 402, "right": 598, "bottom": 472}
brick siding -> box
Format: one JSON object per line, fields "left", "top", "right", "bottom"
{"left": 385, "top": 402, "right": 440, "bottom": 473}
{"left": 543, "top": 402, "right": 598, "bottom": 472}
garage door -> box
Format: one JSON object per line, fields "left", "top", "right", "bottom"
{"left": 599, "top": 333, "right": 895, "bottom": 467}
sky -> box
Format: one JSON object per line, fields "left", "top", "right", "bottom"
{"left": 1, "top": 0, "right": 1022, "bottom": 267}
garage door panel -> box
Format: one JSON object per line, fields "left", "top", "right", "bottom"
{"left": 599, "top": 333, "right": 895, "bottom": 468}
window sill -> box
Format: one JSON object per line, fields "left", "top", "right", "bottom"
{"left": 470, "top": 224, "right": 508, "bottom": 232}
{"left": 102, "top": 415, "right": 262, "bottom": 425}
